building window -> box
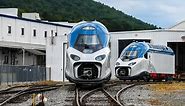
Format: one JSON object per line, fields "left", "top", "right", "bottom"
{"left": 33, "top": 29, "right": 36, "bottom": 37}
{"left": 55, "top": 32, "right": 57, "bottom": 36}
{"left": 44, "top": 31, "right": 47, "bottom": 38}
{"left": 8, "top": 26, "right": 11, "bottom": 34}
{"left": 4, "top": 55, "right": 9, "bottom": 64}
{"left": 21, "top": 28, "right": 24, "bottom": 35}
{"left": 51, "top": 30, "right": 54, "bottom": 36}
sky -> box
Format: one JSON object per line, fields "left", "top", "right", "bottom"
{"left": 94, "top": 0, "right": 185, "bottom": 28}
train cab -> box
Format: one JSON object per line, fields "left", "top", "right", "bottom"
{"left": 65, "top": 21, "right": 111, "bottom": 85}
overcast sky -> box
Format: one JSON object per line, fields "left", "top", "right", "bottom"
{"left": 94, "top": 0, "right": 185, "bottom": 28}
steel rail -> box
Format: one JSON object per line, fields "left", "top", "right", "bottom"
{"left": 101, "top": 88, "right": 123, "bottom": 106}
{"left": 0, "top": 85, "right": 60, "bottom": 106}
{"left": 79, "top": 83, "right": 117, "bottom": 105}
{"left": 115, "top": 84, "right": 136, "bottom": 106}
{"left": 75, "top": 87, "right": 81, "bottom": 106}
{"left": 0, "top": 87, "right": 31, "bottom": 106}
{"left": 0, "top": 85, "right": 30, "bottom": 94}
{"left": 79, "top": 87, "right": 102, "bottom": 106}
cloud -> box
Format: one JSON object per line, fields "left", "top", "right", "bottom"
{"left": 94, "top": 0, "right": 185, "bottom": 28}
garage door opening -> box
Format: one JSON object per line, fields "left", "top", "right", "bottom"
{"left": 168, "top": 42, "right": 185, "bottom": 73}
{"left": 118, "top": 39, "right": 150, "bottom": 57}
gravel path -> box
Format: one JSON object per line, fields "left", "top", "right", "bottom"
{"left": 121, "top": 84, "right": 185, "bottom": 106}
{"left": 149, "top": 90, "right": 185, "bottom": 106}
{"left": 121, "top": 85, "right": 154, "bottom": 106}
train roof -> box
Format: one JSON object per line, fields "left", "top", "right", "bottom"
{"left": 70, "top": 21, "right": 109, "bottom": 34}
{"left": 69, "top": 21, "right": 109, "bottom": 47}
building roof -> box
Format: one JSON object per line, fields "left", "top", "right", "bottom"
{"left": 0, "top": 41, "right": 45, "bottom": 50}
{"left": 110, "top": 29, "right": 185, "bottom": 34}
{"left": 169, "top": 20, "right": 185, "bottom": 30}
{"left": 0, "top": 13, "right": 73, "bottom": 28}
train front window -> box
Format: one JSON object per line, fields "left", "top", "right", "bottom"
{"left": 120, "top": 44, "right": 147, "bottom": 61}
{"left": 74, "top": 34, "right": 103, "bottom": 53}
{"left": 120, "top": 50, "right": 138, "bottom": 61}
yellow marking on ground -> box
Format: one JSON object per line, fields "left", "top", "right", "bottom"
{"left": 147, "top": 99, "right": 162, "bottom": 105}
{"left": 149, "top": 82, "right": 185, "bottom": 92}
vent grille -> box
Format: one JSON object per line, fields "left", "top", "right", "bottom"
{"left": 75, "top": 63, "right": 100, "bottom": 80}
{"left": 117, "top": 67, "right": 129, "bottom": 76}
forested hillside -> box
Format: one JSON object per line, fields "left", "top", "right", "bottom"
{"left": 0, "top": 0, "right": 158, "bottom": 31}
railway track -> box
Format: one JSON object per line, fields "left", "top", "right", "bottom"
{"left": 115, "top": 84, "right": 136, "bottom": 106}
{"left": 66, "top": 81, "right": 173, "bottom": 106}
{"left": 0, "top": 83, "right": 66, "bottom": 106}
{"left": 0, "top": 81, "right": 174, "bottom": 106}
{"left": 69, "top": 82, "right": 137, "bottom": 106}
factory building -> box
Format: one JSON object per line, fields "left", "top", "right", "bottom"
{"left": 0, "top": 8, "right": 74, "bottom": 83}
{"left": 0, "top": 8, "right": 72, "bottom": 67}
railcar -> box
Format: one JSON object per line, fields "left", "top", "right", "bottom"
{"left": 115, "top": 42, "right": 175, "bottom": 81}
{"left": 65, "top": 21, "right": 111, "bottom": 85}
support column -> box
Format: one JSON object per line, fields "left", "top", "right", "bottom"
{"left": 62, "top": 42, "right": 67, "bottom": 82}
{"left": 176, "top": 43, "right": 178, "bottom": 68}
{"left": 22, "top": 48, "right": 25, "bottom": 65}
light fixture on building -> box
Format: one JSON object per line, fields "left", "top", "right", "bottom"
{"left": 181, "top": 35, "right": 185, "bottom": 42}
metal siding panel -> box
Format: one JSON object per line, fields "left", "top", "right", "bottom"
{"left": 149, "top": 53, "right": 175, "bottom": 74}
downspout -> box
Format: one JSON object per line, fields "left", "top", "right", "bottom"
{"left": 22, "top": 48, "right": 25, "bottom": 65}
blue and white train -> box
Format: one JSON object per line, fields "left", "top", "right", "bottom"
{"left": 115, "top": 42, "right": 175, "bottom": 81}
{"left": 65, "top": 21, "right": 111, "bottom": 85}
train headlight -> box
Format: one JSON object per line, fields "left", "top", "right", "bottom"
{"left": 116, "top": 62, "right": 120, "bottom": 65}
{"left": 128, "top": 62, "right": 136, "bottom": 66}
{"left": 70, "top": 54, "right": 80, "bottom": 61}
{"left": 95, "top": 55, "right": 106, "bottom": 61}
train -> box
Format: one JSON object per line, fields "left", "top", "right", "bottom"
{"left": 65, "top": 21, "right": 111, "bottom": 85}
{"left": 115, "top": 42, "right": 175, "bottom": 81}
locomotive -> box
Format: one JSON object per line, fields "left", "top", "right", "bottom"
{"left": 65, "top": 21, "right": 111, "bottom": 85}
{"left": 115, "top": 42, "right": 175, "bottom": 81}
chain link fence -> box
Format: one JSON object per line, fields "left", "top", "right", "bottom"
{"left": 0, "top": 65, "right": 51, "bottom": 85}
